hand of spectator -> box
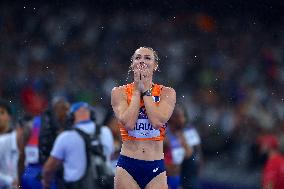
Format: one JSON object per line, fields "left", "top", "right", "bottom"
{"left": 12, "top": 179, "right": 19, "bottom": 189}
{"left": 41, "top": 179, "right": 50, "bottom": 189}
{"left": 177, "top": 131, "right": 193, "bottom": 158}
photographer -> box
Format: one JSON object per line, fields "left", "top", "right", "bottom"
{"left": 42, "top": 102, "right": 113, "bottom": 189}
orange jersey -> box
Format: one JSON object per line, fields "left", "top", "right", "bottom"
{"left": 119, "top": 83, "right": 167, "bottom": 141}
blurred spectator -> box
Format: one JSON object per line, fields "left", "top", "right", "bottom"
{"left": 0, "top": 114, "right": 33, "bottom": 189}
{"left": 102, "top": 110, "right": 121, "bottom": 170}
{"left": 181, "top": 123, "right": 203, "bottom": 188}
{"left": 165, "top": 106, "right": 193, "bottom": 189}
{"left": 261, "top": 135, "right": 284, "bottom": 189}
{"left": 96, "top": 113, "right": 115, "bottom": 168}
{"left": 21, "top": 96, "right": 69, "bottom": 189}
{"left": 20, "top": 84, "right": 48, "bottom": 116}
{"left": 39, "top": 96, "right": 70, "bottom": 165}
{"left": 42, "top": 102, "right": 114, "bottom": 189}
{"left": 257, "top": 133, "right": 280, "bottom": 166}
{"left": 42, "top": 102, "right": 94, "bottom": 189}
{"left": 21, "top": 116, "right": 57, "bottom": 189}
{"left": 0, "top": 99, "right": 13, "bottom": 134}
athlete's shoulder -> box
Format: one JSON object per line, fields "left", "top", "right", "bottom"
{"left": 111, "top": 85, "right": 124, "bottom": 95}
{"left": 155, "top": 83, "right": 174, "bottom": 90}
{"left": 111, "top": 86, "right": 123, "bottom": 93}
{"left": 111, "top": 84, "right": 132, "bottom": 103}
{"left": 112, "top": 83, "right": 133, "bottom": 93}
{"left": 112, "top": 83, "right": 132, "bottom": 91}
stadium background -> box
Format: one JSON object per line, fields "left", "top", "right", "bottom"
{"left": 1, "top": 0, "right": 284, "bottom": 188}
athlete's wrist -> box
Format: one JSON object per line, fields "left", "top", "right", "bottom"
{"left": 141, "top": 88, "right": 152, "bottom": 97}
{"left": 133, "top": 90, "right": 141, "bottom": 96}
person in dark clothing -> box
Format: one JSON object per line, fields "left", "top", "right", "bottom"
{"left": 39, "top": 96, "right": 70, "bottom": 164}
{"left": 180, "top": 131, "right": 203, "bottom": 189}
{"left": 179, "top": 107, "right": 203, "bottom": 189}
{"left": 21, "top": 96, "right": 69, "bottom": 189}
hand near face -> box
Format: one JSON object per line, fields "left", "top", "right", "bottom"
{"left": 133, "top": 64, "right": 143, "bottom": 93}
{"left": 139, "top": 66, "right": 152, "bottom": 92}
{"left": 131, "top": 47, "right": 157, "bottom": 92}
{"left": 133, "top": 63, "right": 152, "bottom": 92}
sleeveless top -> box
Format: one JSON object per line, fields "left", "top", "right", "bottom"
{"left": 119, "top": 83, "right": 167, "bottom": 141}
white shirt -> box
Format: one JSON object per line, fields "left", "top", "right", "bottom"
{"left": 183, "top": 127, "right": 201, "bottom": 147}
{"left": 50, "top": 121, "right": 114, "bottom": 182}
{"left": 100, "top": 125, "right": 114, "bottom": 163}
{"left": 0, "top": 131, "right": 19, "bottom": 187}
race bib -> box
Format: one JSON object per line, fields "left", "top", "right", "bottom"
{"left": 25, "top": 145, "right": 39, "bottom": 164}
{"left": 128, "top": 119, "right": 160, "bottom": 138}
{"left": 172, "top": 147, "right": 185, "bottom": 165}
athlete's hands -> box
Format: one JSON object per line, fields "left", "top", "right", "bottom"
{"left": 133, "top": 62, "right": 152, "bottom": 92}
{"left": 133, "top": 63, "right": 143, "bottom": 93}
{"left": 133, "top": 65, "right": 141, "bottom": 92}
{"left": 139, "top": 67, "right": 152, "bottom": 92}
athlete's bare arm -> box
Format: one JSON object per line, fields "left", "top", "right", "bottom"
{"left": 111, "top": 86, "right": 140, "bottom": 130}
{"left": 143, "top": 87, "right": 176, "bottom": 129}
{"left": 111, "top": 61, "right": 146, "bottom": 130}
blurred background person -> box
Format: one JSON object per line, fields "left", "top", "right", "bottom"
{"left": 21, "top": 96, "right": 69, "bottom": 189}
{"left": 0, "top": 113, "right": 33, "bottom": 189}
{"left": 39, "top": 96, "right": 70, "bottom": 164}
{"left": 261, "top": 134, "right": 284, "bottom": 189}
{"left": 102, "top": 109, "right": 121, "bottom": 171}
{"left": 0, "top": 99, "right": 13, "bottom": 135}
{"left": 164, "top": 105, "right": 193, "bottom": 189}
{"left": 181, "top": 106, "right": 203, "bottom": 189}
{"left": 42, "top": 102, "right": 95, "bottom": 189}
{"left": 42, "top": 102, "right": 114, "bottom": 189}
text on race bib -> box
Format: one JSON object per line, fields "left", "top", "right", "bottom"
{"left": 128, "top": 119, "right": 161, "bottom": 138}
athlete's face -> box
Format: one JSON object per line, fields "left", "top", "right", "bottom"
{"left": 131, "top": 48, "right": 158, "bottom": 74}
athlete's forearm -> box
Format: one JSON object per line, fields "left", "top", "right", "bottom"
{"left": 142, "top": 97, "right": 168, "bottom": 129}
{"left": 119, "top": 91, "right": 141, "bottom": 130}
